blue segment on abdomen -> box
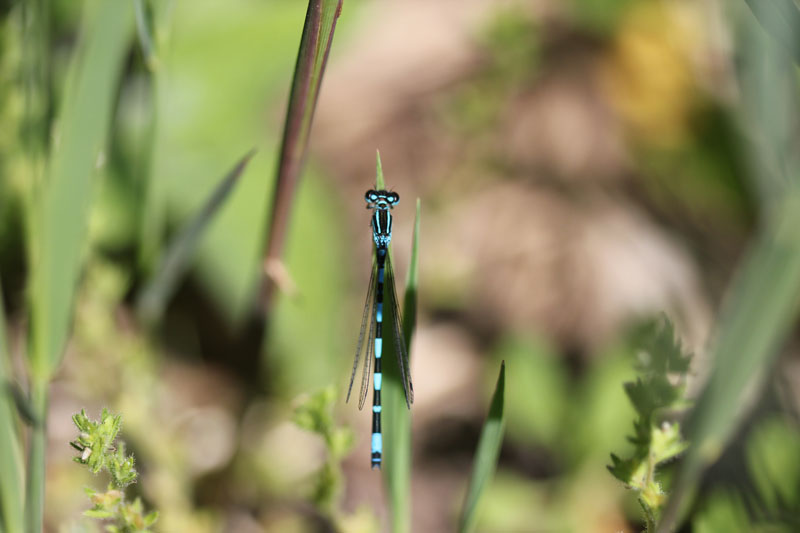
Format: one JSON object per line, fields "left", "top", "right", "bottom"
{"left": 376, "top": 302, "right": 383, "bottom": 322}
{"left": 374, "top": 372, "right": 382, "bottom": 390}
{"left": 371, "top": 433, "right": 382, "bottom": 454}
{"left": 372, "top": 405, "right": 382, "bottom": 413}
{"left": 374, "top": 338, "right": 382, "bottom": 358}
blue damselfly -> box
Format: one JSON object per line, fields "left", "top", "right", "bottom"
{"left": 347, "top": 189, "right": 414, "bottom": 469}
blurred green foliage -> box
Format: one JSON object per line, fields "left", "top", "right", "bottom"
{"left": 0, "top": 0, "right": 798, "bottom": 531}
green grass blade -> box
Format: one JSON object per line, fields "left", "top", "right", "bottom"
{"left": 26, "top": 3, "right": 133, "bottom": 531}
{"left": 29, "top": 0, "right": 134, "bottom": 380}
{"left": 458, "top": 361, "right": 507, "bottom": 533}
{"left": 376, "top": 150, "right": 386, "bottom": 189}
{"left": 0, "top": 280, "right": 24, "bottom": 533}
{"left": 137, "top": 150, "right": 255, "bottom": 326}
{"left": 260, "top": 0, "right": 342, "bottom": 312}
{"left": 383, "top": 194, "right": 419, "bottom": 533}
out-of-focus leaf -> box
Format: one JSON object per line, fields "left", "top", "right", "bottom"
{"left": 493, "top": 336, "right": 567, "bottom": 447}
{"left": 458, "top": 361, "right": 507, "bottom": 533}
{"left": 657, "top": 195, "right": 800, "bottom": 532}
{"left": 137, "top": 150, "right": 255, "bottom": 326}
{"left": 261, "top": 0, "right": 343, "bottom": 312}
{"left": 743, "top": 0, "right": 800, "bottom": 64}
{"left": 0, "top": 279, "right": 24, "bottom": 533}
{"left": 692, "top": 491, "right": 752, "bottom": 533}
{"left": 29, "top": 0, "right": 133, "bottom": 380}
{"left": 26, "top": 4, "right": 133, "bottom": 531}
{"left": 746, "top": 416, "right": 800, "bottom": 513}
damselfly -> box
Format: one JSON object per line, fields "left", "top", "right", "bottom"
{"left": 347, "top": 189, "right": 414, "bottom": 469}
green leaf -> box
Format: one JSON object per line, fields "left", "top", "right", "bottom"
{"left": 746, "top": 416, "right": 800, "bottom": 512}
{"left": 26, "top": 4, "right": 134, "bottom": 531}
{"left": 28, "top": 0, "right": 134, "bottom": 380}
{"left": 136, "top": 150, "right": 255, "bottom": 326}
{"left": 0, "top": 279, "right": 24, "bottom": 533}
{"left": 375, "top": 150, "right": 386, "bottom": 189}
{"left": 261, "top": 0, "right": 343, "bottom": 312}
{"left": 458, "top": 361, "right": 507, "bottom": 533}
{"left": 383, "top": 193, "right": 420, "bottom": 533}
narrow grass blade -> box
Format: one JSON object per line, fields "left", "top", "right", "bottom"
{"left": 26, "top": 3, "right": 133, "bottom": 531}
{"left": 376, "top": 150, "right": 386, "bottom": 189}
{"left": 28, "top": 0, "right": 133, "bottom": 380}
{"left": 0, "top": 280, "right": 24, "bottom": 533}
{"left": 260, "top": 0, "right": 343, "bottom": 312}
{"left": 137, "top": 150, "right": 255, "bottom": 326}
{"left": 383, "top": 193, "right": 420, "bottom": 533}
{"left": 133, "top": 0, "right": 158, "bottom": 71}
{"left": 458, "top": 361, "right": 507, "bottom": 533}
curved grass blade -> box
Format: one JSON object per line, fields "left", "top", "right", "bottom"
{"left": 260, "top": 0, "right": 343, "bottom": 313}
{"left": 383, "top": 193, "right": 420, "bottom": 533}
{"left": 458, "top": 361, "right": 507, "bottom": 533}
{"left": 137, "top": 150, "right": 255, "bottom": 326}
{"left": 0, "top": 279, "right": 24, "bottom": 533}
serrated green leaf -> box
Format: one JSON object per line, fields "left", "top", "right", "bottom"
{"left": 458, "top": 361, "right": 507, "bottom": 533}
{"left": 608, "top": 453, "right": 636, "bottom": 484}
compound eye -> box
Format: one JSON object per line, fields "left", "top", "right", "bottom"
{"left": 388, "top": 192, "right": 399, "bottom": 204}
{"left": 365, "top": 190, "right": 378, "bottom": 203}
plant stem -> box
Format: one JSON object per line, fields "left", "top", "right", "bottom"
{"left": 25, "top": 379, "right": 48, "bottom": 533}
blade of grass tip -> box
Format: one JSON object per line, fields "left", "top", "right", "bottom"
{"left": 376, "top": 150, "right": 386, "bottom": 189}
{"left": 383, "top": 194, "right": 419, "bottom": 533}
{"left": 260, "top": 0, "right": 343, "bottom": 314}
{"left": 137, "top": 150, "right": 256, "bottom": 326}
{"left": 0, "top": 280, "right": 24, "bottom": 533}
{"left": 458, "top": 361, "right": 506, "bottom": 533}
{"left": 133, "top": 0, "right": 158, "bottom": 71}
{"left": 26, "top": 2, "right": 133, "bottom": 531}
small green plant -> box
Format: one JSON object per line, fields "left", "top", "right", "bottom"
{"left": 608, "top": 319, "right": 692, "bottom": 531}
{"left": 292, "top": 386, "right": 354, "bottom": 512}
{"left": 70, "top": 409, "right": 158, "bottom": 533}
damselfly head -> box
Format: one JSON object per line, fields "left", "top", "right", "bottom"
{"left": 365, "top": 189, "right": 399, "bottom": 209}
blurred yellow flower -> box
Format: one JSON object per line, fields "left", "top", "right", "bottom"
{"left": 602, "top": 1, "right": 704, "bottom": 147}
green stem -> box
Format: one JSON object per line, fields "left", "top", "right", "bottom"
{"left": 25, "top": 379, "right": 48, "bottom": 533}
